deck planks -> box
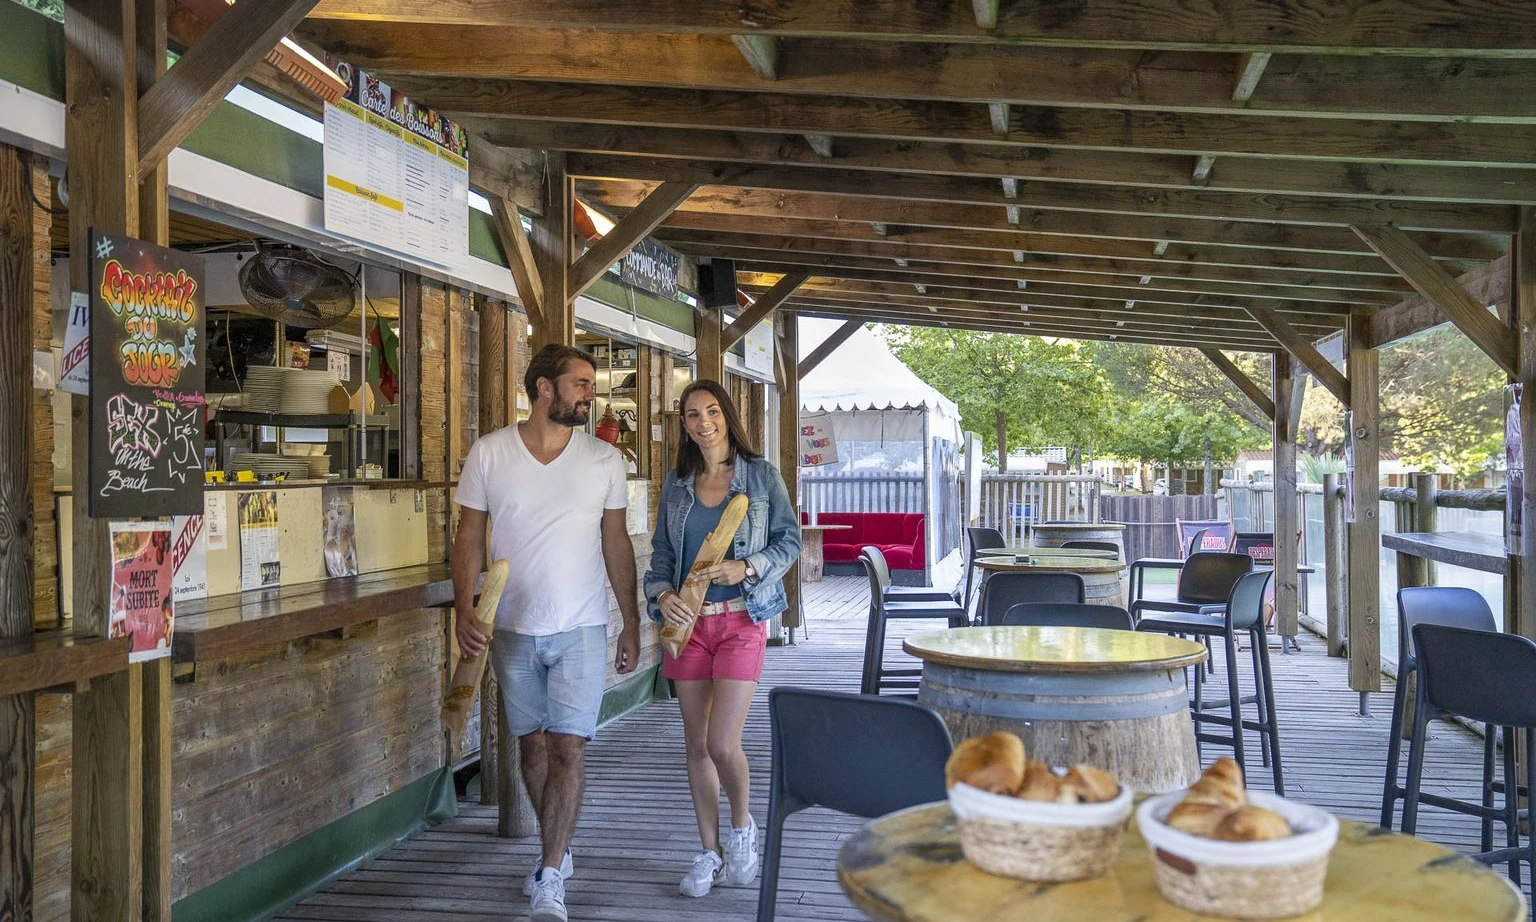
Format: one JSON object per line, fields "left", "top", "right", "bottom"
{"left": 275, "top": 576, "right": 1528, "bottom": 921}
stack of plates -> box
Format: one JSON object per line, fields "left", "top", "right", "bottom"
{"left": 241, "top": 366, "right": 294, "bottom": 413}
{"left": 281, "top": 371, "right": 342, "bottom": 415}
{"left": 307, "top": 456, "right": 332, "bottom": 477}
{"left": 229, "top": 452, "right": 314, "bottom": 479}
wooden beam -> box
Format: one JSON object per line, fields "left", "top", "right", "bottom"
{"left": 772, "top": 312, "right": 802, "bottom": 633}
{"left": 400, "top": 77, "right": 1536, "bottom": 168}
{"left": 0, "top": 142, "right": 36, "bottom": 922}
{"left": 489, "top": 195, "right": 545, "bottom": 329}
{"left": 1516, "top": 207, "right": 1536, "bottom": 642}
{"left": 971, "top": 0, "right": 999, "bottom": 30}
{"left": 1245, "top": 306, "right": 1352, "bottom": 405}
{"left": 1347, "top": 307, "right": 1381, "bottom": 693}
{"left": 1352, "top": 223, "right": 1517, "bottom": 376}
{"left": 1200, "top": 348, "right": 1276, "bottom": 420}
{"left": 1366, "top": 255, "right": 1511, "bottom": 348}
{"left": 729, "top": 34, "right": 777, "bottom": 80}
{"left": 722, "top": 271, "right": 806, "bottom": 349}
{"left": 1272, "top": 353, "right": 1300, "bottom": 640}
{"left": 1233, "top": 52, "right": 1272, "bottom": 101}
{"left": 577, "top": 179, "right": 1509, "bottom": 260}
{"left": 529, "top": 152, "right": 574, "bottom": 349}
{"left": 695, "top": 305, "right": 724, "bottom": 382}
{"left": 137, "top": 0, "right": 320, "bottom": 174}
{"left": 802, "top": 134, "right": 834, "bottom": 158}
{"left": 567, "top": 180, "right": 697, "bottom": 298}
{"left": 987, "top": 103, "right": 1009, "bottom": 136}
{"left": 568, "top": 155, "right": 1514, "bottom": 234}
{"left": 797, "top": 319, "right": 862, "bottom": 378}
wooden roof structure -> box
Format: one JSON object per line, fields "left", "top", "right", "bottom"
{"left": 289, "top": 0, "right": 1528, "bottom": 364}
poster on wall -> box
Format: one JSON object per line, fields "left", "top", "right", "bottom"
{"left": 108, "top": 522, "right": 174, "bottom": 662}
{"left": 239, "top": 491, "right": 281, "bottom": 591}
{"left": 322, "top": 57, "right": 469, "bottom": 268}
{"left": 322, "top": 486, "right": 359, "bottom": 578}
{"left": 1343, "top": 410, "right": 1356, "bottom": 525}
{"left": 742, "top": 318, "right": 775, "bottom": 377}
{"left": 1507, "top": 383, "right": 1523, "bottom": 555}
{"left": 799, "top": 412, "right": 839, "bottom": 467}
{"left": 88, "top": 230, "right": 206, "bottom": 518}
{"left": 205, "top": 492, "right": 229, "bottom": 550}
{"left": 171, "top": 513, "right": 208, "bottom": 602}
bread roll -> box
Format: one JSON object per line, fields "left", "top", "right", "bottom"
{"left": 1063, "top": 764, "right": 1120, "bottom": 804}
{"left": 1015, "top": 759, "right": 1066, "bottom": 802}
{"left": 1165, "top": 801, "right": 1229, "bottom": 837}
{"left": 1213, "top": 805, "right": 1292, "bottom": 842}
{"left": 945, "top": 732, "right": 1027, "bottom": 794}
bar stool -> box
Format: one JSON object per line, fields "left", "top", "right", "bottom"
{"left": 1404, "top": 623, "right": 1536, "bottom": 885}
{"left": 963, "top": 526, "right": 1005, "bottom": 614}
{"left": 1137, "top": 569, "right": 1283, "bottom": 794}
{"left": 1379, "top": 587, "right": 1498, "bottom": 830}
{"left": 859, "top": 551, "right": 967, "bottom": 696}
{"left": 862, "top": 544, "right": 954, "bottom": 605}
{"left": 977, "top": 571, "right": 1085, "bottom": 626}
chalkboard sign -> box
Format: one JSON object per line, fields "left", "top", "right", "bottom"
{"left": 88, "top": 230, "right": 206, "bottom": 517}
{"left": 619, "top": 237, "right": 681, "bottom": 301}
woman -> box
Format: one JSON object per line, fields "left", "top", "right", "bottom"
{"left": 644, "top": 380, "right": 802, "bottom": 898}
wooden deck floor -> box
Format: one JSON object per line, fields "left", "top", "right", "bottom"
{"left": 275, "top": 576, "right": 1524, "bottom": 921}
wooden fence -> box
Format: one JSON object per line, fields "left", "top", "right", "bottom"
{"left": 976, "top": 474, "right": 1102, "bottom": 544}
{"left": 1099, "top": 494, "right": 1221, "bottom": 563}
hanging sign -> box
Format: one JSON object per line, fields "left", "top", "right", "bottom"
{"left": 108, "top": 522, "right": 175, "bottom": 662}
{"left": 88, "top": 230, "right": 206, "bottom": 518}
{"left": 618, "top": 237, "right": 680, "bottom": 300}
{"left": 323, "top": 58, "right": 470, "bottom": 268}
{"left": 799, "top": 412, "right": 840, "bottom": 468}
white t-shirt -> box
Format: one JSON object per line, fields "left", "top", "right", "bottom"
{"left": 457, "top": 425, "right": 629, "bottom": 635}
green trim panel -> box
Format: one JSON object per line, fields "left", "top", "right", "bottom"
{"left": 171, "top": 767, "right": 457, "bottom": 922}
{"left": 0, "top": 1, "right": 63, "bottom": 99}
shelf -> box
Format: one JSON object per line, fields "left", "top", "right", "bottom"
{"left": 1382, "top": 531, "right": 1506, "bottom": 575}
{"left": 213, "top": 410, "right": 394, "bottom": 428}
{"left": 0, "top": 632, "right": 132, "bottom": 697}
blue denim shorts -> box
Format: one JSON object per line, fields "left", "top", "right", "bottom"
{"left": 491, "top": 625, "right": 609, "bottom": 739}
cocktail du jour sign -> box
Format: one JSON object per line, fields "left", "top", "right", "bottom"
{"left": 88, "top": 230, "right": 206, "bottom": 518}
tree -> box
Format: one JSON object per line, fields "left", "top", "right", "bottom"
{"left": 882, "top": 327, "right": 1112, "bottom": 470}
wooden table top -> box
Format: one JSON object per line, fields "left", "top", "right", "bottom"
{"left": 801, "top": 523, "right": 854, "bottom": 531}
{"left": 975, "top": 555, "right": 1126, "bottom": 574}
{"left": 838, "top": 802, "right": 1527, "bottom": 922}
{"left": 903, "top": 626, "right": 1207, "bottom": 674}
{"left": 978, "top": 546, "right": 1119, "bottom": 559}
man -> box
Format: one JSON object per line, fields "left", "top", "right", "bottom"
{"left": 453, "top": 344, "right": 641, "bottom": 922}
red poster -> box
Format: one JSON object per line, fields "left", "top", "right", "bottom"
{"left": 109, "top": 522, "right": 174, "bottom": 662}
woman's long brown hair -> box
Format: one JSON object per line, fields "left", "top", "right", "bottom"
{"left": 673, "top": 379, "right": 762, "bottom": 478}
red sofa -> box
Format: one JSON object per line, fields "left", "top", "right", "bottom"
{"left": 803, "top": 512, "right": 927, "bottom": 571}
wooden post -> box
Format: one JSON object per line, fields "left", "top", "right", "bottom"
{"left": 65, "top": 2, "right": 147, "bottom": 918}
{"left": 0, "top": 142, "right": 37, "bottom": 922}
{"left": 474, "top": 294, "right": 502, "bottom": 810}
{"left": 1272, "top": 355, "right": 1300, "bottom": 648}
{"left": 694, "top": 305, "right": 724, "bottom": 382}
{"left": 1322, "top": 472, "right": 1347, "bottom": 657}
{"left": 530, "top": 152, "right": 574, "bottom": 350}
{"left": 773, "top": 313, "right": 802, "bottom": 639}
{"left": 1347, "top": 306, "right": 1382, "bottom": 706}
{"left": 1513, "top": 205, "right": 1536, "bottom": 643}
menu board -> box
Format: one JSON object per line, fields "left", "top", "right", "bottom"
{"left": 88, "top": 230, "right": 206, "bottom": 518}
{"left": 620, "top": 237, "right": 681, "bottom": 300}
{"left": 323, "top": 58, "right": 470, "bottom": 268}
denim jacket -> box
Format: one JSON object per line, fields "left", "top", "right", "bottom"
{"left": 644, "top": 455, "right": 802, "bottom": 624}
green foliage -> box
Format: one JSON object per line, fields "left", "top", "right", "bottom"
{"left": 1101, "top": 400, "right": 1263, "bottom": 465}
{"left": 9, "top": 0, "right": 62, "bottom": 20}
{"left": 1298, "top": 453, "right": 1345, "bottom": 484}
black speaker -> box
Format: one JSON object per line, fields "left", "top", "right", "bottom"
{"left": 698, "top": 259, "right": 737, "bottom": 309}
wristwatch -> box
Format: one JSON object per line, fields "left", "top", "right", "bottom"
{"left": 742, "top": 560, "right": 758, "bottom": 582}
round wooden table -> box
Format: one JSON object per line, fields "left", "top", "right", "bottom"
{"left": 799, "top": 523, "right": 853, "bottom": 583}
{"left": 974, "top": 554, "right": 1127, "bottom": 608}
{"left": 838, "top": 802, "right": 1528, "bottom": 922}
{"left": 905, "top": 626, "right": 1205, "bottom": 792}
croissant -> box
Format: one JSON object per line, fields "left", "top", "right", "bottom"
{"left": 1213, "top": 805, "right": 1292, "bottom": 842}
{"left": 1063, "top": 764, "right": 1120, "bottom": 804}
{"left": 1165, "top": 801, "right": 1230, "bottom": 837}
{"left": 945, "top": 732, "right": 1027, "bottom": 794}
{"left": 1016, "top": 759, "right": 1067, "bottom": 802}
{"left": 1182, "top": 759, "right": 1247, "bottom": 810}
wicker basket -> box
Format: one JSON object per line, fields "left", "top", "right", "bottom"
{"left": 1136, "top": 790, "right": 1339, "bottom": 919}
{"left": 948, "top": 781, "right": 1134, "bottom": 882}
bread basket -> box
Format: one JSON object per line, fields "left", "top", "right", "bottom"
{"left": 947, "top": 779, "right": 1134, "bottom": 881}
{"left": 1136, "top": 790, "right": 1339, "bottom": 919}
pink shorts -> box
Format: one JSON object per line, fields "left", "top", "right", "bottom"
{"left": 662, "top": 611, "right": 767, "bottom": 683}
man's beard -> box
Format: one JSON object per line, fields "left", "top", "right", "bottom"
{"left": 548, "top": 397, "right": 591, "bottom": 427}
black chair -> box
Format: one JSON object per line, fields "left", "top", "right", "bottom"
{"left": 1404, "top": 624, "right": 1536, "bottom": 886}
{"left": 757, "top": 688, "right": 953, "bottom": 922}
{"left": 1137, "top": 569, "right": 1284, "bottom": 794}
{"left": 1061, "top": 539, "right": 1121, "bottom": 559}
{"left": 860, "top": 552, "right": 968, "bottom": 696}
{"left": 1129, "top": 528, "right": 1211, "bottom": 604}
{"left": 1380, "top": 587, "right": 1499, "bottom": 830}
{"left": 978, "top": 571, "right": 1085, "bottom": 627}
{"left": 1001, "top": 602, "right": 1133, "bottom": 631}
{"left": 1131, "top": 552, "right": 1253, "bottom": 623}
{"left": 863, "top": 544, "right": 954, "bottom": 604}
{"left": 1230, "top": 531, "right": 1276, "bottom": 565}
{"left": 963, "top": 526, "right": 1006, "bottom": 614}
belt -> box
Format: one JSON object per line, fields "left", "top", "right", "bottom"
{"left": 698, "top": 597, "right": 749, "bottom": 617}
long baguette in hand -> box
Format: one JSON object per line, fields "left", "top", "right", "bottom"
{"left": 661, "top": 494, "right": 751, "bottom": 658}
{"left": 442, "top": 559, "right": 510, "bottom": 760}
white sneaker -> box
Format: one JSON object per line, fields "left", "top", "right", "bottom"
{"left": 722, "top": 817, "right": 760, "bottom": 887}
{"left": 529, "top": 867, "right": 568, "bottom": 922}
{"left": 679, "top": 849, "right": 724, "bottom": 898}
{"left": 522, "top": 848, "right": 573, "bottom": 897}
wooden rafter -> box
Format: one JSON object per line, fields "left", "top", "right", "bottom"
{"left": 1246, "top": 306, "right": 1351, "bottom": 405}
{"left": 566, "top": 181, "right": 697, "bottom": 298}
{"left": 797, "top": 319, "right": 863, "bottom": 378}
{"left": 1366, "top": 255, "right": 1511, "bottom": 349}
{"left": 1200, "top": 348, "right": 1277, "bottom": 420}
{"left": 138, "top": 0, "right": 321, "bottom": 174}
{"left": 489, "top": 195, "right": 545, "bottom": 329}
{"left": 305, "top": 1, "right": 1536, "bottom": 56}
{"left": 729, "top": 34, "right": 777, "bottom": 80}
{"left": 1192, "top": 52, "right": 1272, "bottom": 183}
{"left": 721, "top": 271, "right": 807, "bottom": 349}
{"left": 1351, "top": 223, "right": 1517, "bottom": 376}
